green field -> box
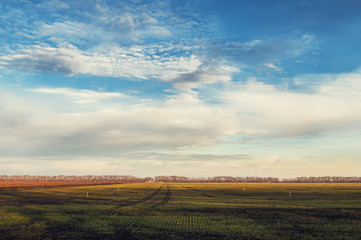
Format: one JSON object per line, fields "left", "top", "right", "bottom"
{"left": 1, "top": 183, "right": 361, "bottom": 239}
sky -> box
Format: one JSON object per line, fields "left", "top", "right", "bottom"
{"left": 1, "top": 0, "right": 361, "bottom": 178}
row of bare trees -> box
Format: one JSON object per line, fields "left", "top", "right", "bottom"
{"left": 282, "top": 176, "right": 361, "bottom": 183}
{"left": 154, "top": 176, "right": 361, "bottom": 183}
{"left": 1, "top": 175, "right": 361, "bottom": 183}
{"left": 154, "top": 176, "right": 281, "bottom": 183}
{"left": 0, "top": 175, "right": 153, "bottom": 183}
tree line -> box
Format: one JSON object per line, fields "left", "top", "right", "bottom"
{"left": 154, "top": 176, "right": 361, "bottom": 183}
{"left": 1, "top": 175, "right": 361, "bottom": 183}
{"left": 0, "top": 175, "right": 153, "bottom": 183}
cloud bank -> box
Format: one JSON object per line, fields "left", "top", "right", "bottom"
{"left": 0, "top": 0, "right": 360, "bottom": 177}
{"left": 1, "top": 70, "right": 361, "bottom": 159}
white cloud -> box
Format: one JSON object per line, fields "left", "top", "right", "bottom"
{"left": 0, "top": 88, "right": 240, "bottom": 158}
{"left": 0, "top": 43, "right": 202, "bottom": 80}
{"left": 2, "top": 69, "right": 361, "bottom": 159}
{"left": 0, "top": 68, "right": 361, "bottom": 178}
{"left": 29, "top": 87, "right": 128, "bottom": 104}
{"left": 35, "top": 0, "right": 70, "bottom": 11}
{"left": 287, "top": 33, "right": 317, "bottom": 57}
{"left": 0, "top": 44, "right": 88, "bottom": 74}
{"left": 218, "top": 71, "right": 361, "bottom": 137}
{"left": 165, "top": 91, "right": 201, "bottom": 106}
{"left": 38, "top": 21, "right": 100, "bottom": 45}
{"left": 2, "top": 0, "right": 175, "bottom": 47}
{"left": 169, "top": 61, "right": 240, "bottom": 92}
{"left": 90, "top": 2, "right": 173, "bottom": 42}
{"left": 319, "top": 72, "right": 361, "bottom": 101}
{"left": 264, "top": 63, "right": 281, "bottom": 71}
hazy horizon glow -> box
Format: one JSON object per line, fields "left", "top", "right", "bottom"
{"left": 1, "top": 0, "right": 361, "bottom": 177}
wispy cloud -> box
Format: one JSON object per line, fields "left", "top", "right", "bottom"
{"left": 1, "top": 1, "right": 318, "bottom": 86}
{"left": 0, "top": 43, "right": 201, "bottom": 79}
{"left": 0, "top": 0, "right": 210, "bottom": 48}
{"left": 29, "top": 87, "right": 128, "bottom": 104}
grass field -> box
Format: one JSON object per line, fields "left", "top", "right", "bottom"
{"left": 0, "top": 182, "right": 361, "bottom": 239}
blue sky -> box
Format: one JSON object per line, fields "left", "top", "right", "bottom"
{"left": 1, "top": 0, "right": 361, "bottom": 177}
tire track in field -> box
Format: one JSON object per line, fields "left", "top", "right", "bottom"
{"left": 160, "top": 184, "right": 172, "bottom": 205}
{"left": 115, "top": 185, "right": 163, "bottom": 207}
{"left": 151, "top": 184, "right": 172, "bottom": 208}
{"left": 185, "top": 186, "right": 213, "bottom": 198}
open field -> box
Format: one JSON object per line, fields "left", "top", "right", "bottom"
{"left": 0, "top": 183, "right": 361, "bottom": 239}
